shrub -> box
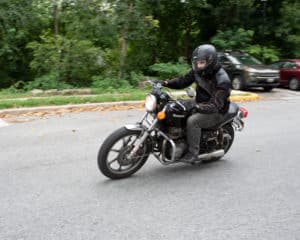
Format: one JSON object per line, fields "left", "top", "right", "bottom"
{"left": 91, "top": 75, "right": 131, "bottom": 92}
{"left": 149, "top": 58, "right": 190, "bottom": 79}
{"left": 246, "top": 45, "right": 280, "bottom": 63}
{"left": 25, "top": 71, "right": 72, "bottom": 90}
{"left": 27, "top": 34, "right": 102, "bottom": 87}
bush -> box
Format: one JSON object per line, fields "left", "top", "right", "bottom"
{"left": 27, "top": 34, "right": 102, "bottom": 87}
{"left": 129, "top": 71, "right": 146, "bottom": 86}
{"left": 211, "top": 28, "right": 254, "bottom": 50}
{"left": 25, "top": 71, "right": 72, "bottom": 90}
{"left": 149, "top": 58, "right": 190, "bottom": 79}
{"left": 91, "top": 75, "right": 132, "bottom": 92}
{"left": 246, "top": 45, "right": 280, "bottom": 63}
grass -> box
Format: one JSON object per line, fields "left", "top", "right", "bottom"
{"left": 0, "top": 89, "right": 149, "bottom": 109}
{"left": 0, "top": 87, "right": 256, "bottom": 110}
{"left": 0, "top": 91, "right": 32, "bottom": 100}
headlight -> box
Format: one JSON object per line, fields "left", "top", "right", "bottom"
{"left": 245, "top": 67, "right": 257, "bottom": 76}
{"left": 145, "top": 94, "right": 157, "bottom": 112}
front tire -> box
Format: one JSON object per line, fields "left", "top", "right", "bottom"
{"left": 98, "top": 127, "right": 150, "bottom": 179}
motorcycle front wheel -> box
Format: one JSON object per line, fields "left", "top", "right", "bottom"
{"left": 98, "top": 127, "right": 150, "bottom": 179}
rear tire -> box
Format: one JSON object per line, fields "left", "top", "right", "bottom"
{"left": 289, "top": 78, "right": 299, "bottom": 90}
{"left": 202, "top": 123, "right": 235, "bottom": 163}
{"left": 98, "top": 127, "right": 150, "bottom": 179}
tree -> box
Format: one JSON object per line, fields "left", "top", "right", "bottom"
{"left": 0, "top": 0, "right": 42, "bottom": 88}
{"left": 276, "top": 0, "right": 300, "bottom": 57}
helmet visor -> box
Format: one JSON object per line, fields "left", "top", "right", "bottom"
{"left": 192, "top": 59, "right": 207, "bottom": 71}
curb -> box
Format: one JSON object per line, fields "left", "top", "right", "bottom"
{"left": 0, "top": 91, "right": 260, "bottom": 118}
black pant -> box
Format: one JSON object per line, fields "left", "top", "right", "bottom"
{"left": 186, "top": 112, "right": 223, "bottom": 155}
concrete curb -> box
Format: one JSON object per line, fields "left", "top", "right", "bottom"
{"left": 0, "top": 91, "right": 261, "bottom": 118}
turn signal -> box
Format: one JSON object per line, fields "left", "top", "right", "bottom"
{"left": 157, "top": 111, "right": 166, "bottom": 120}
{"left": 239, "top": 107, "right": 248, "bottom": 118}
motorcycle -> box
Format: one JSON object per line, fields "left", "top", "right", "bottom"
{"left": 97, "top": 81, "right": 248, "bottom": 179}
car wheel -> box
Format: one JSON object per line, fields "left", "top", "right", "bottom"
{"left": 289, "top": 78, "right": 300, "bottom": 90}
{"left": 232, "top": 76, "right": 245, "bottom": 90}
{"left": 263, "top": 87, "right": 274, "bottom": 92}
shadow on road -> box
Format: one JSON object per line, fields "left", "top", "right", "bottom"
{"left": 98, "top": 158, "right": 232, "bottom": 186}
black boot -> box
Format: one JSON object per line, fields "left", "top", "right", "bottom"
{"left": 180, "top": 151, "right": 198, "bottom": 164}
{"left": 180, "top": 116, "right": 202, "bottom": 164}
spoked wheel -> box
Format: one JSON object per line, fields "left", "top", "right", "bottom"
{"left": 98, "top": 127, "right": 150, "bottom": 179}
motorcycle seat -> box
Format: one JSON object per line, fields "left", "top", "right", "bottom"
{"left": 206, "top": 102, "right": 239, "bottom": 129}
{"left": 226, "top": 102, "right": 239, "bottom": 119}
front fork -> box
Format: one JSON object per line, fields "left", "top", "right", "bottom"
{"left": 127, "top": 116, "right": 158, "bottom": 159}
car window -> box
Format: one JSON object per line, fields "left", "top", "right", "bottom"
{"left": 234, "top": 55, "right": 262, "bottom": 65}
{"left": 270, "top": 62, "right": 284, "bottom": 69}
{"left": 227, "top": 56, "right": 241, "bottom": 64}
{"left": 282, "top": 62, "right": 297, "bottom": 69}
{"left": 219, "top": 56, "right": 230, "bottom": 64}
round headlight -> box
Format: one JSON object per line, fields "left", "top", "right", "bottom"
{"left": 145, "top": 94, "right": 157, "bottom": 112}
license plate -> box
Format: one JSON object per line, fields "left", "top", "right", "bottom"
{"left": 267, "top": 78, "right": 274, "bottom": 83}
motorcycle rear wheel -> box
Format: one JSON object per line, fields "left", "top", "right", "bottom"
{"left": 203, "top": 123, "right": 235, "bottom": 163}
{"left": 98, "top": 127, "right": 150, "bottom": 179}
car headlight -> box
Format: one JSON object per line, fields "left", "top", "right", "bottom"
{"left": 145, "top": 94, "right": 157, "bottom": 112}
{"left": 245, "top": 67, "right": 257, "bottom": 76}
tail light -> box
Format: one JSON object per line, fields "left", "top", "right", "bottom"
{"left": 239, "top": 107, "right": 248, "bottom": 118}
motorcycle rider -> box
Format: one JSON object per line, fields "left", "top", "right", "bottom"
{"left": 160, "top": 44, "right": 232, "bottom": 163}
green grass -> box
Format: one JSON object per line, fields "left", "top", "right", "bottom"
{"left": 0, "top": 90, "right": 148, "bottom": 109}
{"left": 0, "top": 87, "right": 252, "bottom": 110}
{"left": 0, "top": 91, "right": 32, "bottom": 100}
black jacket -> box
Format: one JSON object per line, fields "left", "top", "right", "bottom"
{"left": 165, "top": 67, "right": 232, "bottom": 114}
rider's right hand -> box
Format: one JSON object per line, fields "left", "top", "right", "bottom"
{"left": 154, "top": 80, "right": 168, "bottom": 87}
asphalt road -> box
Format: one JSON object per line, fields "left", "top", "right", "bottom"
{"left": 1, "top": 88, "right": 300, "bottom": 240}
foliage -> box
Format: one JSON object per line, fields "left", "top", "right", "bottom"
{"left": 1, "top": 0, "right": 300, "bottom": 90}
{"left": 27, "top": 34, "right": 102, "bottom": 87}
{"left": 275, "top": 1, "right": 300, "bottom": 57}
{"left": 149, "top": 59, "right": 190, "bottom": 79}
{"left": 211, "top": 28, "right": 280, "bottom": 63}
{"left": 129, "top": 71, "right": 146, "bottom": 87}
{"left": 246, "top": 45, "right": 280, "bottom": 63}
{"left": 91, "top": 75, "right": 131, "bottom": 91}
{"left": 211, "top": 28, "right": 254, "bottom": 50}
{"left": 24, "top": 71, "right": 73, "bottom": 90}
{"left": 0, "top": 0, "right": 42, "bottom": 88}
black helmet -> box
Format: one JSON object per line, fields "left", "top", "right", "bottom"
{"left": 191, "top": 44, "right": 218, "bottom": 74}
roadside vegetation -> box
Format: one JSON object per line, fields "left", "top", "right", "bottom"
{"left": 0, "top": 0, "right": 299, "bottom": 108}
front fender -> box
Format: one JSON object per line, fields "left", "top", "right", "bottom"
{"left": 124, "top": 124, "right": 144, "bottom": 131}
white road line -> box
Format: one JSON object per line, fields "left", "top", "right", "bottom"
{"left": 0, "top": 119, "right": 9, "bottom": 128}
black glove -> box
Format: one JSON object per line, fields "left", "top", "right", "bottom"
{"left": 154, "top": 80, "right": 168, "bottom": 87}
{"left": 192, "top": 102, "right": 218, "bottom": 114}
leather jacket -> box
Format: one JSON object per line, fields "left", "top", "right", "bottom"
{"left": 165, "top": 66, "right": 232, "bottom": 114}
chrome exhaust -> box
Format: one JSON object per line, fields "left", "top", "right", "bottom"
{"left": 197, "top": 149, "right": 225, "bottom": 161}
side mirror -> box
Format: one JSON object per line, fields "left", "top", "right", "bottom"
{"left": 186, "top": 87, "right": 196, "bottom": 98}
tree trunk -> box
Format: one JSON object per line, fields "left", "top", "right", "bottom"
{"left": 118, "top": 33, "right": 128, "bottom": 80}
{"left": 53, "top": 0, "right": 59, "bottom": 36}
{"left": 118, "top": 3, "right": 133, "bottom": 80}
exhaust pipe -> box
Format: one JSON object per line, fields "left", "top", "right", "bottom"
{"left": 197, "top": 149, "right": 225, "bottom": 161}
